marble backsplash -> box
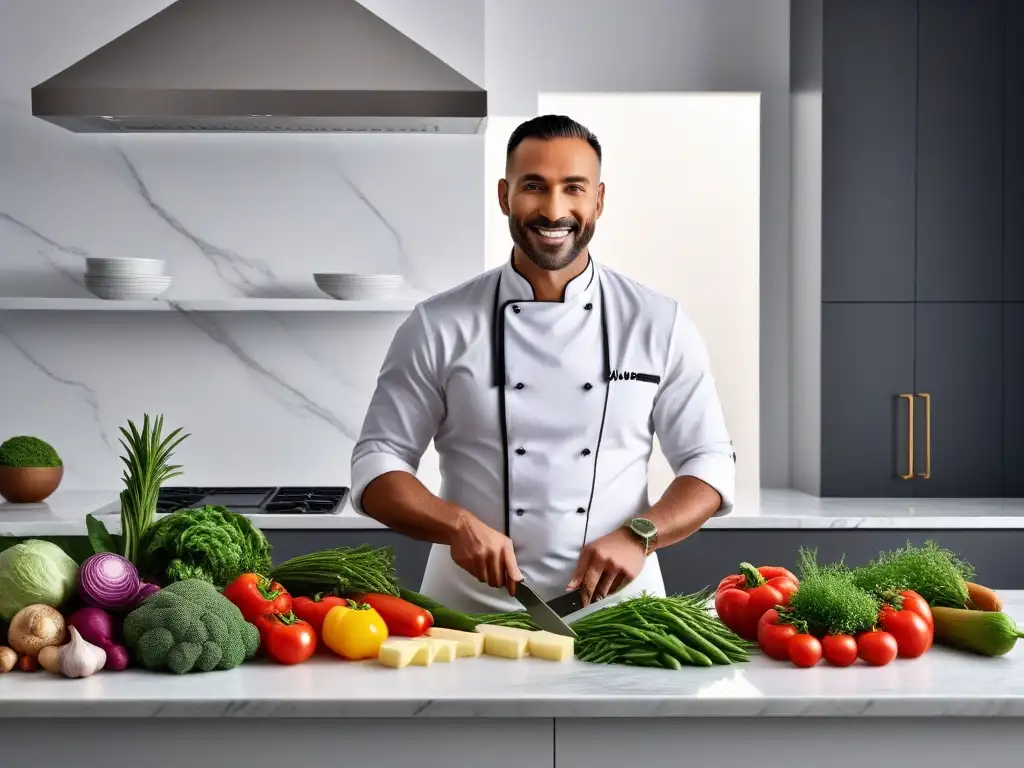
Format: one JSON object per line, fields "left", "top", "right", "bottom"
{"left": 0, "top": 13, "right": 482, "bottom": 490}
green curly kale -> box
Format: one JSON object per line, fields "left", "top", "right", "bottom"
{"left": 0, "top": 436, "right": 62, "bottom": 468}
{"left": 122, "top": 579, "right": 260, "bottom": 674}
{"left": 141, "top": 505, "right": 272, "bottom": 588}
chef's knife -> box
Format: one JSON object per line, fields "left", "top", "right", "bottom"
{"left": 515, "top": 581, "right": 578, "bottom": 638}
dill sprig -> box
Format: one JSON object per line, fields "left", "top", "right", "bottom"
{"left": 780, "top": 548, "right": 880, "bottom": 637}
{"left": 850, "top": 541, "right": 974, "bottom": 608}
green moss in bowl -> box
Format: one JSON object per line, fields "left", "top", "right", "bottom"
{"left": 0, "top": 436, "right": 63, "bottom": 468}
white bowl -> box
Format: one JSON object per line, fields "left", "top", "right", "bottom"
{"left": 85, "top": 274, "right": 172, "bottom": 300}
{"left": 86, "top": 258, "right": 165, "bottom": 277}
{"left": 314, "top": 273, "right": 402, "bottom": 300}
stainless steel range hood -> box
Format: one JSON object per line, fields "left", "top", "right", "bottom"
{"left": 31, "top": 0, "right": 487, "bottom": 134}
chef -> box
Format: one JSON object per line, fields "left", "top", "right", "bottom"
{"left": 351, "top": 115, "right": 735, "bottom": 615}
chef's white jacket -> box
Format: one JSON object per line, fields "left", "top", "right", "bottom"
{"left": 352, "top": 256, "right": 735, "bottom": 614}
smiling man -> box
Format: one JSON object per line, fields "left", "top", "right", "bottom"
{"left": 351, "top": 115, "right": 735, "bottom": 614}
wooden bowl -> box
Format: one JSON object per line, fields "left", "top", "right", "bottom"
{"left": 0, "top": 466, "right": 64, "bottom": 504}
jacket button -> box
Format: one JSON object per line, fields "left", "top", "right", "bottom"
{"left": 515, "top": 508, "right": 525, "bottom": 516}
{"left": 581, "top": 448, "right": 591, "bottom": 456}
{"left": 576, "top": 507, "right": 586, "bottom": 515}
{"left": 515, "top": 382, "right": 525, "bottom": 390}
{"left": 515, "top": 447, "right": 526, "bottom": 455}
{"left": 512, "top": 304, "right": 521, "bottom": 314}
{"left": 584, "top": 302, "right": 593, "bottom": 310}
{"left": 583, "top": 382, "right": 593, "bottom": 391}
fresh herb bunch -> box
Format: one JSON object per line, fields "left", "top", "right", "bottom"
{"left": 271, "top": 545, "right": 400, "bottom": 597}
{"left": 142, "top": 505, "right": 272, "bottom": 588}
{"left": 0, "top": 436, "right": 62, "bottom": 468}
{"left": 118, "top": 415, "right": 189, "bottom": 566}
{"left": 780, "top": 549, "right": 880, "bottom": 637}
{"left": 851, "top": 541, "right": 974, "bottom": 608}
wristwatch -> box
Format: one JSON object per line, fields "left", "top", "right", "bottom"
{"left": 626, "top": 517, "right": 658, "bottom": 556}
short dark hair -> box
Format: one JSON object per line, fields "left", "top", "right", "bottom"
{"left": 506, "top": 115, "right": 602, "bottom": 165}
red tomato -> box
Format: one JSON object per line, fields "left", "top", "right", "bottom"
{"left": 821, "top": 634, "right": 858, "bottom": 667}
{"left": 878, "top": 606, "right": 931, "bottom": 658}
{"left": 788, "top": 634, "right": 822, "bottom": 668}
{"left": 896, "top": 591, "right": 933, "bottom": 648}
{"left": 260, "top": 612, "right": 317, "bottom": 665}
{"left": 856, "top": 630, "right": 898, "bottom": 666}
{"left": 757, "top": 609, "right": 799, "bottom": 661}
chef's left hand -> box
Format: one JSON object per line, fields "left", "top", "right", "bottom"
{"left": 567, "top": 528, "right": 646, "bottom": 607}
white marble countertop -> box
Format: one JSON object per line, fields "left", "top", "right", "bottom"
{"left": 3, "top": 592, "right": 1024, "bottom": 719}
{"left": 3, "top": 488, "right": 1024, "bottom": 538}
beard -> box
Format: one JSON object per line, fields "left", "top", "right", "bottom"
{"left": 508, "top": 214, "right": 596, "bottom": 271}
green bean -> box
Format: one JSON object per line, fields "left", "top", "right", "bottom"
{"left": 659, "top": 652, "right": 682, "bottom": 670}
{"left": 656, "top": 610, "right": 731, "bottom": 665}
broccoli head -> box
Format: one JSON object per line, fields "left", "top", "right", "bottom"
{"left": 123, "top": 579, "right": 260, "bottom": 674}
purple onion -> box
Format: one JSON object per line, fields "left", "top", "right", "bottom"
{"left": 77, "top": 553, "right": 142, "bottom": 612}
{"left": 67, "top": 606, "right": 130, "bottom": 672}
{"left": 133, "top": 581, "right": 160, "bottom": 606}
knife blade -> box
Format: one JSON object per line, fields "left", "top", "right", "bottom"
{"left": 545, "top": 589, "right": 585, "bottom": 618}
{"left": 515, "top": 582, "right": 578, "bottom": 638}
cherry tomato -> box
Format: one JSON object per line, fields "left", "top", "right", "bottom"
{"left": 856, "top": 630, "right": 898, "bottom": 666}
{"left": 821, "top": 634, "right": 858, "bottom": 667}
{"left": 757, "top": 609, "right": 798, "bottom": 661}
{"left": 878, "top": 606, "right": 931, "bottom": 658}
{"left": 788, "top": 634, "right": 822, "bottom": 668}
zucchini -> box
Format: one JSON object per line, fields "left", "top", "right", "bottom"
{"left": 931, "top": 606, "right": 1024, "bottom": 657}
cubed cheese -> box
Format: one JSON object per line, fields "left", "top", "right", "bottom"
{"left": 427, "top": 627, "right": 485, "bottom": 658}
{"left": 527, "top": 631, "right": 575, "bottom": 662}
{"left": 424, "top": 638, "right": 460, "bottom": 663}
{"left": 475, "top": 626, "right": 529, "bottom": 660}
{"left": 378, "top": 639, "right": 432, "bottom": 668}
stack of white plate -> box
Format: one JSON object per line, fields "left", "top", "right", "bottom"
{"left": 85, "top": 258, "right": 171, "bottom": 300}
{"left": 314, "top": 273, "right": 403, "bottom": 301}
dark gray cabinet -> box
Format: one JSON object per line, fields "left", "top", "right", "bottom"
{"left": 1006, "top": 304, "right": 1024, "bottom": 495}
{"left": 821, "top": 0, "right": 917, "bottom": 303}
{"left": 794, "top": 0, "right": 1022, "bottom": 497}
{"left": 1007, "top": 3, "right": 1024, "bottom": 301}
{"left": 916, "top": 0, "right": 1006, "bottom": 302}
{"left": 821, "top": 304, "right": 915, "bottom": 496}
{"left": 915, "top": 303, "right": 1004, "bottom": 496}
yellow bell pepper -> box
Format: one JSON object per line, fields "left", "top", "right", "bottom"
{"left": 322, "top": 602, "right": 389, "bottom": 660}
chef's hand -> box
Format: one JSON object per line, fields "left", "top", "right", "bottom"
{"left": 568, "top": 529, "right": 646, "bottom": 607}
{"left": 450, "top": 510, "right": 524, "bottom": 595}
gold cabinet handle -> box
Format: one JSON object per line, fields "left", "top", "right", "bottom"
{"left": 898, "top": 394, "right": 915, "bottom": 480}
{"left": 917, "top": 393, "right": 931, "bottom": 479}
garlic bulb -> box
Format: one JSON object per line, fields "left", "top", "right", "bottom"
{"left": 58, "top": 626, "right": 107, "bottom": 678}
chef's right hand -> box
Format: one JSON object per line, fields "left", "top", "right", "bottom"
{"left": 450, "top": 510, "right": 524, "bottom": 595}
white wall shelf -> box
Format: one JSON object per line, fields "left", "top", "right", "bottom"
{"left": 0, "top": 297, "right": 418, "bottom": 312}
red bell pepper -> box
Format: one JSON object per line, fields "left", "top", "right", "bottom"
{"left": 354, "top": 593, "right": 434, "bottom": 637}
{"left": 222, "top": 573, "right": 292, "bottom": 623}
{"left": 292, "top": 593, "right": 351, "bottom": 636}
{"left": 715, "top": 563, "right": 799, "bottom": 641}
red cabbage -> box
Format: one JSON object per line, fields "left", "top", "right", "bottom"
{"left": 77, "top": 553, "right": 141, "bottom": 612}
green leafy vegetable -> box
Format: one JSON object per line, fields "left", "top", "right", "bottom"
{"left": 122, "top": 579, "right": 260, "bottom": 674}
{"left": 86, "top": 514, "right": 117, "bottom": 555}
{"left": 0, "top": 436, "right": 62, "bottom": 468}
{"left": 142, "top": 505, "right": 272, "bottom": 588}
{"left": 0, "top": 539, "right": 79, "bottom": 620}
{"left": 118, "top": 415, "right": 190, "bottom": 566}
{"left": 779, "top": 548, "right": 880, "bottom": 637}
{"left": 851, "top": 540, "right": 974, "bottom": 608}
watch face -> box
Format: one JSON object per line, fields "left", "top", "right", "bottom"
{"left": 630, "top": 518, "right": 657, "bottom": 538}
